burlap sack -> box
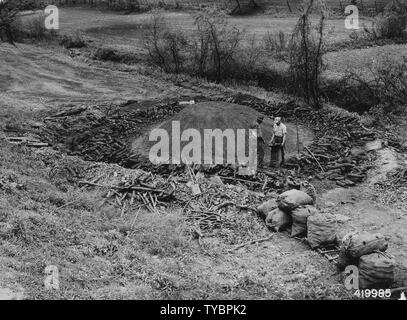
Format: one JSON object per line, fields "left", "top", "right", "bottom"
{"left": 394, "top": 264, "right": 407, "bottom": 287}
{"left": 265, "top": 208, "right": 292, "bottom": 232}
{"left": 344, "top": 232, "right": 388, "bottom": 258}
{"left": 257, "top": 199, "right": 278, "bottom": 220}
{"left": 359, "top": 252, "right": 395, "bottom": 289}
{"left": 307, "top": 213, "right": 337, "bottom": 249}
{"left": 337, "top": 247, "right": 358, "bottom": 271}
{"left": 290, "top": 205, "right": 318, "bottom": 237}
{"left": 277, "top": 189, "right": 314, "bottom": 212}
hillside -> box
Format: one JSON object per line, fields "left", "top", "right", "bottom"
{"left": 0, "top": 4, "right": 406, "bottom": 301}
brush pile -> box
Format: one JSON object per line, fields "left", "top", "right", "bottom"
{"left": 79, "top": 163, "right": 267, "bottom": 235}
{"left": 79, "top": 169, "right": 177, "bottom": 214}
{"left": 180, "top": 174, "right": 267, "bottom": 232}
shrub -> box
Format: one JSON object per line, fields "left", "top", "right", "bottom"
{"left": 335, "top": 55, "right": 407, "bottom": 114}
{"left": 144, "top": 9, "right": 247, "bottom": 82}
{"left": 363, "top": 56, "right": 407, "bottom": 108}
{"left": 143, "top": 4, "right": 325, "bottom": 100}
{"left": 236, "top": 35, "right": 266, "bottom": 78}
{"left": 190, "top": 9, "right": 243, "bottom": 82}
{"left": 0, "top": 0, "right": 32, "bottom": 43}
{"left": 263, "top": 31, "right": 288, "bottom": 59}
{"left": 229, "top": 0, "right": 262, "bottom": 15}
{"left": 9, "top": 12, "right": 56, "bottom": 41}
{"left": 93, "top": 46, "right": 141, "bottom": 64}
{"left": 368, "top": 0, "right": 407, "bottom": 39}
{"left": 59, "top": 30, "right": 87, "bottom": 49}
{"left": 143, "top": 13, "right": 188, "bottom": 74}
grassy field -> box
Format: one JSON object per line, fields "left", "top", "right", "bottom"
{"left": 52, "top": 0, "right": 390, "bottom": 13}
{"left": 56, "top": 7, "right": 406, "bottom": 81}
{"left": 58, "top": 7, "right": 372, "bottom": 47}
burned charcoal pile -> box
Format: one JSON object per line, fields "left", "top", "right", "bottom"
{"left": 33, "top": 92, "right": 398, "bottom": 190}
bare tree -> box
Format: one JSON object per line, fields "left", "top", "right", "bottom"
{"left": 288, "top": 0, "right": 327, "bottom": 108}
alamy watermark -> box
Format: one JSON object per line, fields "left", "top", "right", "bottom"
{"left": 344, "top": 5, "right": 359, "bottom": 30}
{"left": 44, "top": 5, "right": 59, "bottom": 30}
{"left": 149, "top": 121, "right": 258, "bottom": 172}
{"left": 12, "top": 4, "right": 402, "bottom": 34}
{"left": 343, "top": 265, "right": 395, "bottom": 299}
{"left": 44, "top": 265, "right": 59, "bottom": 290}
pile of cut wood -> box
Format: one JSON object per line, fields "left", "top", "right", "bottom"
{"left": 37, "top": 100, "right": 184, "bottom": 165}
{"left": 220, "top": 94, "right": 381, "bottom": 186}
{"left": 384, "top": 166, "right": 407, "bottom": 187}
{"left": 179, "top": 170, "right": 266, "bottom": 232}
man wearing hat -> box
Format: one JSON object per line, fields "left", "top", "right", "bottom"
{"left": 251, "top": 115, "right": 265, "bottom": 168}
{"left": 270, "top": 117, "right": 287, "bottom": 165}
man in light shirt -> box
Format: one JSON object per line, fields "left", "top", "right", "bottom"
{"left": 270, "top": 117, "right": 287, "bottom": 165}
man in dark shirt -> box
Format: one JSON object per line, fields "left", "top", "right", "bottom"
{"left": 251, "top": 115, "right": 265, "bottom": 168}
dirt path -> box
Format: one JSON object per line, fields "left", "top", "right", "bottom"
{"left": 0, "top": 43, "right": 187, "bottom": 113}
{"left": 192, "top": 146, "right": 407, "bottom": 299}
{"left": 319, "top": 146, "right": 407, "bottom": 286}
{"left": 368, "top": 148, "right": 400, "bottom": 184}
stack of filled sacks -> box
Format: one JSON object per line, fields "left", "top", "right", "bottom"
{"left": 270, "top": 190, "right": 314, "bottom": 235}
{"left": 257, "top": 189, "right": 339, "bottom": 247}
{"left": 337, "top": 231, "right": 395, "bottom": 289}
{"left": 255, "top": 190, "right": 301, "bottom": 234}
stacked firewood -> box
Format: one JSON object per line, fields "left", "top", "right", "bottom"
{"left": 38, "top": 100, "right": 184, "bottom": 165}
{"left": 387, "top": 166, "right": 407, "bottom": 187}
{"left": 219, "top": 94, "right": 381, "bottom": 186}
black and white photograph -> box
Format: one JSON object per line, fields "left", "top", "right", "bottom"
{"left": 0, "top": 0, "right": 406, "bottom": 304}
